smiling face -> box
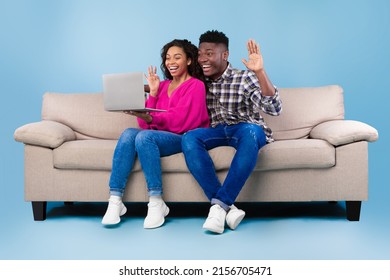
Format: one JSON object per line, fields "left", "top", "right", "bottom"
{"left": 198, "top": 42, "right": 229, "bottom": 80}
{"left": 165, "top": 46, "right": 191, "bottom": 78}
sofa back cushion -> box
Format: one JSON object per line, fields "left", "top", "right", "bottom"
{"left": 41, "top": 85, "right": 344, "bottom": 140}
{"left": 263, "top": 85, "right": 344, "bottom": 140}
{"left": 42, "top": 92, "right": 139, "bottom": 139}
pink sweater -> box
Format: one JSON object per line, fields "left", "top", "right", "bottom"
{"left": 137, "top": 77, "right": 210, "bottom": 134}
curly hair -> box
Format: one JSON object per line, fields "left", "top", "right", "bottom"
{"left": 160, "top": 39, "right": 204, "bottom": 82}
{"left": 199, "top": 30, "right": 229, "bottom": 50}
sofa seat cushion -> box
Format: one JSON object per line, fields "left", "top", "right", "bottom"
{"left": 53, "top": 140, "right": 236, "bottom": 172}
{"left": 53, "top": 140, "right": 125, "bottom": 170}
{"left": 255, "top": 139, "right": 335, "bottom": 171}
{"left": 53, "top": 139, "right": 335, "bottom": 172}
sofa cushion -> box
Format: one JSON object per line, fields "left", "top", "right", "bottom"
{"left": 14, "top": 120, "right": 76, "bottom": 148}
{"left": 42, "top": 92, "right": 139, "bottom": 140}
{"left": 53, "top": 140, "right": 235, "bottom": 172}
{"left": 53, "top": 139, "right": 335, "bottom": 172}
{"left": 263, "top": 85, "right": 344, "bottom": 140}
{"left": 255, "top": 139, "right": 335, "bottom": 171}
{"left": 42, "top": 85, "right": 344, "bottom": 142}
{"left": 310, "top": 120, "right": 379, "bottom": 146}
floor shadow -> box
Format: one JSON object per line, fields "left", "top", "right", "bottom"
{"left": 46, "top": 201, "right": 347, "bottom": 221}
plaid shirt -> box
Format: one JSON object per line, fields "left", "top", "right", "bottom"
{"left": 206, "top": 64, "right": 282, "bottom": 142}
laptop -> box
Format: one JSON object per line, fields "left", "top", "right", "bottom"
{"left": 102, "top": 72, "right": 166, "bottom": 112}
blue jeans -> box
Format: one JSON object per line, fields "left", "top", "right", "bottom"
{"left": 109, "top": 128, "right": 182, "bottom": 197}
{"left": 181, "top": 123, "right": 267, "bottom": 211}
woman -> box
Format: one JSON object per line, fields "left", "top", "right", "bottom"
{"left": 102, "top": 39, "right": 210, "bottom": 229}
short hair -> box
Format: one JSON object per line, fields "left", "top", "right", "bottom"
{"left": 199, "top": 30, "right": 229, "bottom": 50}
{"left": 160, "top": 39, "right": 204, "bottom": 81}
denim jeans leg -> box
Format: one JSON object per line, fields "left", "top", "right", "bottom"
{"left": 135, "top": 130, "right": 183, "bottom": 197}
{"left": 182, "top": 126, "right": 228, "bottom": 201}
{"left": 214, "top": 123, "right": 267, "bottom": 206}
{"left": 109, "top": 128, "right": 141, "bottom": 197}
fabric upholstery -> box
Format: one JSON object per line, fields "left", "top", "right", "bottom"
{"left": 310, "top": 120, "right": 379, "bottom": 146}
{"left": 14, "top": 85, "right": 378, "bottom": 210}
{"left": 53, "top": 139, "right": 335, "bottom": 171}
{"left": 263, "top": 85, "right": 344, "bottom": 140}
{"left": 14, "top": 120, "right": 76, "bottom": 148}
{"left": 41, "top": 85, "right": 345, "bottom": 141}
{"left": 41, "top": 92, "right": 139, "bottom": 140}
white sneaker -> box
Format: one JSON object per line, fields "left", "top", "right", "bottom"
{"left": 203, "top": 204, "right": 227, "bottom": 234}
{"left": 101, "top": 196, "right": 127, "bottom": 225}
{"left": 144, "top": 201, "right": 169, "bottom": 229}
{"left": 226, "top": 205, "right": 245, "bottom": 230}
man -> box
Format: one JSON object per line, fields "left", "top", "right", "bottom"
{"left": 182, "top": 30, "right": 282, "bottom": 234}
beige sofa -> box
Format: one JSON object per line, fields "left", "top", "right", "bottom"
{"left": 14, "top": 85, "right": 378, "bottom": 221}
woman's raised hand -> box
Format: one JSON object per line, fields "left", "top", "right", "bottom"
{"left": 145, "top": 65, "right": 160, "bottom": 97}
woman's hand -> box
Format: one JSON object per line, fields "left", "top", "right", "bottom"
{"left": 145, "top": 66, "right": 160, "bottom": 97}
{"left": 123, "top": 110, "right": 152, "bottom": 123}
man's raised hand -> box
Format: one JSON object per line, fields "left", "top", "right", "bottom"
{"left": 241, "top": 39, "right": 264, "bottom": 73}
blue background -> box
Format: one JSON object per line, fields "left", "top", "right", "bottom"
{"left": 0, "top": 0, "right": 389, "bottom": 259}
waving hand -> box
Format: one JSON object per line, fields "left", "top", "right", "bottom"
{"left": 145, "top": 65, "right": 160, "bottom": 97}
{"left": 241, "top": 39, "right": 264, "bottom": 72}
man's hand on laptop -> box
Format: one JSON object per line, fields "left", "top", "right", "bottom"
{"left": 123, "top": 111, "right": 152, "bottom": 123}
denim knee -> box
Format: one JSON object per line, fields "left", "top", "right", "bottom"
{"left": 134, "top": 130, "right": 155, "bottom": 151}
{"left": 182, "top": 130, "right": 198, "bottom": 152}
{"left": 239, "top": 124, "right": 266, "bottom": 148}
{"left": 118, "top": 128, "right": 140, "bottom": 143}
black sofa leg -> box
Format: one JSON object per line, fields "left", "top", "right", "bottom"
{"left": 32, "top": 201, "right": 47, "bottom": 221}
{"left": 346, "top": 201, "right": 361, "bottom": 221}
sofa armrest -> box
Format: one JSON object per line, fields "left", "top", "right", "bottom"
{"left": 310, "top": 120, "right": 378, "bottom": 146}
{"left": 14, "top": 120, "right": 76, "bottom": 148}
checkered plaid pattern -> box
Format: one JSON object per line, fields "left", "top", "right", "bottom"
{"left": 206, "top": 64, "right": 282, "bottom": 142}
